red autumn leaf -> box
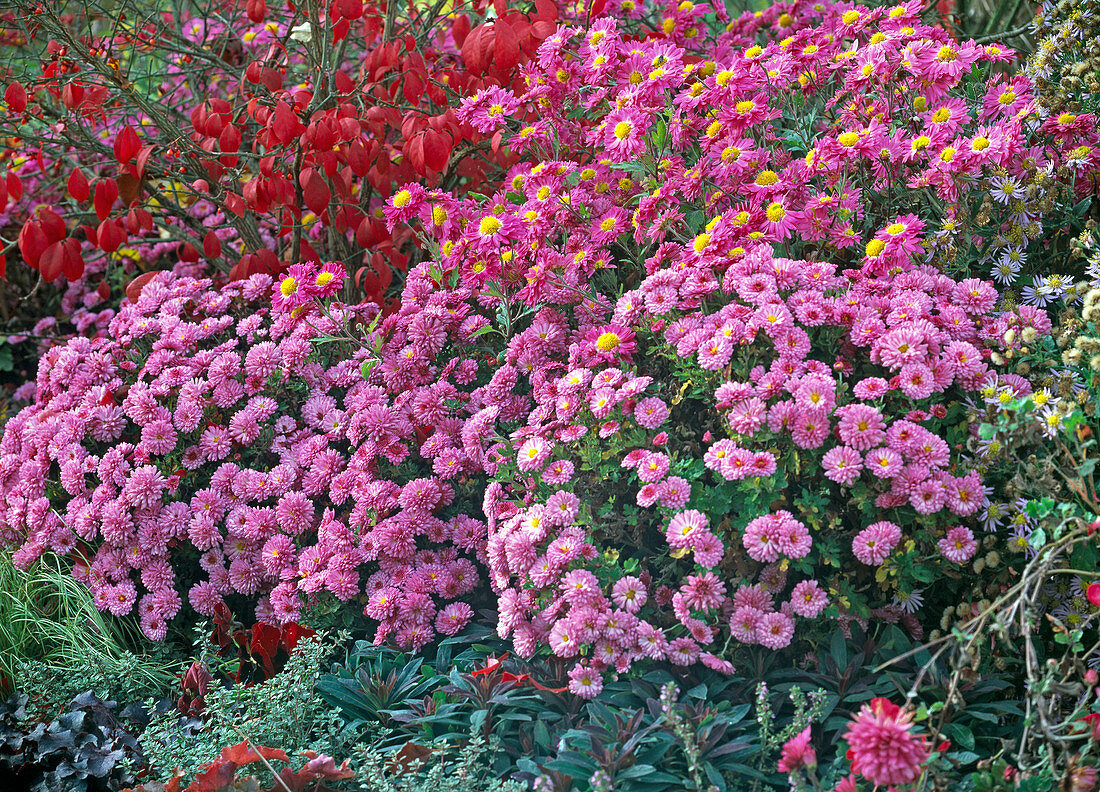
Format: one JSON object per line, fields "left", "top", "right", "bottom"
{"left": 260, "top": 66, "right": 284, "bottom": 92}
{"left": 219, "top": 123, "right": 241, "bottom": 153}
{"left": 134, "top": 144, "right": 156, "bottom": 180}
{"left": 534, "top": 0, "right": 558, "bottom": 21}
{"left": 220, "top": 740, "right": 289, "bottom": 767}
{"left": 335, "top": 0, "right": 363, "bottom": 20}
{"left": 203, "top": 230, "right": 222, "bottom": 259}
{"left": 96, "top": 218, "right": 126, "bottom": 253}
{"left": 179, "top": 241, "right": 200, "bottom": 262}
{"left": 461, "top": 22, "right": 494, "bottom": 75}
{"left": 224, "top": 192, "right": 246, "bottom": 217}
{"left": 93, "top": 178, "right": 119, "bottom": 221}
{"left": 492, "top": 16, "right": 522, "bottom": 72}
{"left": 0, "top": 252, "right": 6, "bottom": 279}
{"left": 68, "top": 168, "right": 89, "bottom": 202}
{"left": 38, "top": 240, "right": 65, "bottom": 282}
{"left": 61, "top": 82, "right": 84, "bottom": 109}
{"left": 272, "top": 100, "right": 300, "bottom": 144}
{"left": 61, "top": 238, "right": 84, "bottom": 280}
{"left": 245, "top": 0, "right": 266, "bottom": 22}
{"left": 187, "top": 759, "right": 240, "bottom": 792}
{"left": 422, "top": 128, "right": 452, "bottom": 172}
{"left": 7, "top": 171, "right": 22, "bottom": 203}
{"left": 113, "top": 126, "right": 141, "bottom": 164}
{"left": 38, "top": 207, "right": 66, "bottom": 243}
{"left": 452, "top": 14, "right": 471, "bottom": 48}
{"left": 5, "top": 81, "right": 27, "bottom": 113}
{"left": 17, "top": 220, "right": 48, "bottom": 269}
{"left": 125, "top": 271, "right": 159, "bottom": 304}
{"left": 300, "top": 168, "right": 330, "bottom": 215}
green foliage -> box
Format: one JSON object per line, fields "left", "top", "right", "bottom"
{"left": 141, "top": 632, "right": 352, "bottom": 786}
{"left": 0, "top": 554, "right": 175, "bottom": 706}
{"left": 355, "top": 733, "right": 526, "bottom": 792}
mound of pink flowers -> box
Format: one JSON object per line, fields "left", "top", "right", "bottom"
{"left": 2, "top": 0, "right": 1093, "bottom": 694}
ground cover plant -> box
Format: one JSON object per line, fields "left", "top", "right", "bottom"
{"left": 0, "top": 0, "right": 1098, "bottom": 790}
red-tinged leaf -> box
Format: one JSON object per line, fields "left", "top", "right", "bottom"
{"left": 96, "top": 280, "right": 109, "bottom": 301}
{"left": 179, "top": 241, "right": 200, "bottom": 262}
{"left": 300, "top": 168, "right": 330, "bottom": 215}
{"left": 272, "top": 100, "right": 299, "bottom": 145}
{"left": 422, "top": 128, "right": 452, "bottom": 172}
{"left": 280, "top": 623, "right": 315, "bottom": 654}
{"left": 334, "top": 70, "right": 355, "bottom": 94}
{"left": 0, "top": 176, "right": 6, "bottom": 213}
{"left": 68, "top": 168, "right": 89, "bottom": 202}
{"left": 5, "top": 81, "right": 27, "bottom": 114}
{"left": 39, "top": 241, "right": 65, "bottom": 282}
{"left": 134, "top": 144, "right": 156, "bottom": 180}
{"left": 590, "top": 0, "right": 607, "bottom": 17}
{"left": 254, "top": 248, "right": 282, "bottom": 274}
{"left": 245, "top": 60, "right": 262, "bottom": 84}
{"left": 0, "top": 252, "right": 6, "bottom": 279}
{"left": 96, "top": 218, "right": 126, "bottom": 253}
{"left": 346, "top": 140, "right": 370, "bottom": 177}
{"left": 332, "top": 17, "right": 350, "bottom": 41}
{"left": 187, "top": 758, "right": 240, "bottom": 792}
{"left": 224, "top": 192, "right": 246, "bottom": 217}
{"left": 7, "top": 171, "right": 22, "bottom": 203}
{"left": 402, "top": 70, "right": 424, "bottom": 105}
{"left": 493, "top": 16, "right": 522, "bottom": 72}
{"left": 124, "top": 271, "right": 157, "bottom": 304}
{"left": 531, "top": 19, "right": 557, "bottom": 41}
{"left": 452, "top": 14, "right": 471, "bottom": 48}
{"left": 461, "top": 23, "right": 494, "bottom": 76}
{"left": 243, "top": 178, "right": 269, "bottom": 213}
{"left": 203, "top": 230, "right": 222, "bottom": 259}
{"left": 534, "top": 0, "right": 558, "bottom": 21}
{"left": 219, "top": 123, "right": 241, "bottom": 153}
{"left": 18, "top": 221, "right": 47, "bottom": 269}
{"left": 113, "top": 126, "right": 141, "bottom": 164}
{"left": 246, "top": 0, "right": 266, "bottom": 22}
{"left": 38, "top": 207, "right": 66, "bottom": 243}
{"left": 61, "top": 238, "right": 84, "bottom": 281}
{"left": 493, "top": 0, "right": 507, "bottom": 16}
{"left": 61, "top": 82, "right": 84, "bottom": 109}
{"left": 299, "top": 238, "right": 319, "bottom": 263}
{"left": 93, "top": 178, "right": 118, "bottom": 221}
{"left": 221, "top": 741, "right": 290, "bottom": 767}
{"left": 261, "top": 67, "right": 284, "bottom": 92}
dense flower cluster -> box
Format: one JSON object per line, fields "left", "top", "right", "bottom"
{"left": 0, "top": 270, "right": 490, "bottom": 647}
{"left": 2, "top": 0, "right": 1094, "bottom": 693}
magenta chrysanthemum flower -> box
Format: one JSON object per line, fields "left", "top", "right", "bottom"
{"left": 822, "top": 446, "right": 863, "bottom": 485}
{"left": 844, "top": 698, "right": 928, "bottom": 787}
{"left": 790, "top": 579, "right": 828, "bottom": 618}
{"left": 568, "top": 663, "right": 604, "bottom": 698}
{"left": 516, "top": 436, "right": 552, "bottom": 471}
{"left": 852, "top": 521, "right": 902, "bottom": 565}
{"left": 755, "top": 611, "right": 794, "bottom": 649}
{"left": 778, "top": 727, "right": 816, "bottom": 774}
{"left": 938, "top": 525, "right": 977, "bottom": 563}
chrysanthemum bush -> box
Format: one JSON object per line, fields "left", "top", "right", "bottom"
{"left": 1, "top": 0, "right": 1098, "bottom": 698}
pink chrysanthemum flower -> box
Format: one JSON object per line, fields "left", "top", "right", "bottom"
{"left": 568, "top": 663, "right": 604, "bottom": 698}
{"left": 778, "top": 727, "right": 817, "bottom": 774}
{"left": 755, "top": 611, "right": 794, "bottom": 650}
{"left": 822, "top": 446, "right": 863, "bottom": 485}
{"left": 844, "top": 698, "right": 929, "bottom": 787}
{"left": 938, "top": 526, "right": 977, "bottom": 563}
{"left": 852, "top": 521, "right": 902, "bottom": 565}
{"left": 790, "top": 579, "right": 828, "bottom": 618}
{"left": 517, "top": 436, "right": 552, "bottom": 471}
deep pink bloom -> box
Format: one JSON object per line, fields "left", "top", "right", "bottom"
{"left": 778, "top": 727, "right": 817, "bottom": 774}
{"left": 845, "top": 698, "right": 929, "bottom": 787}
